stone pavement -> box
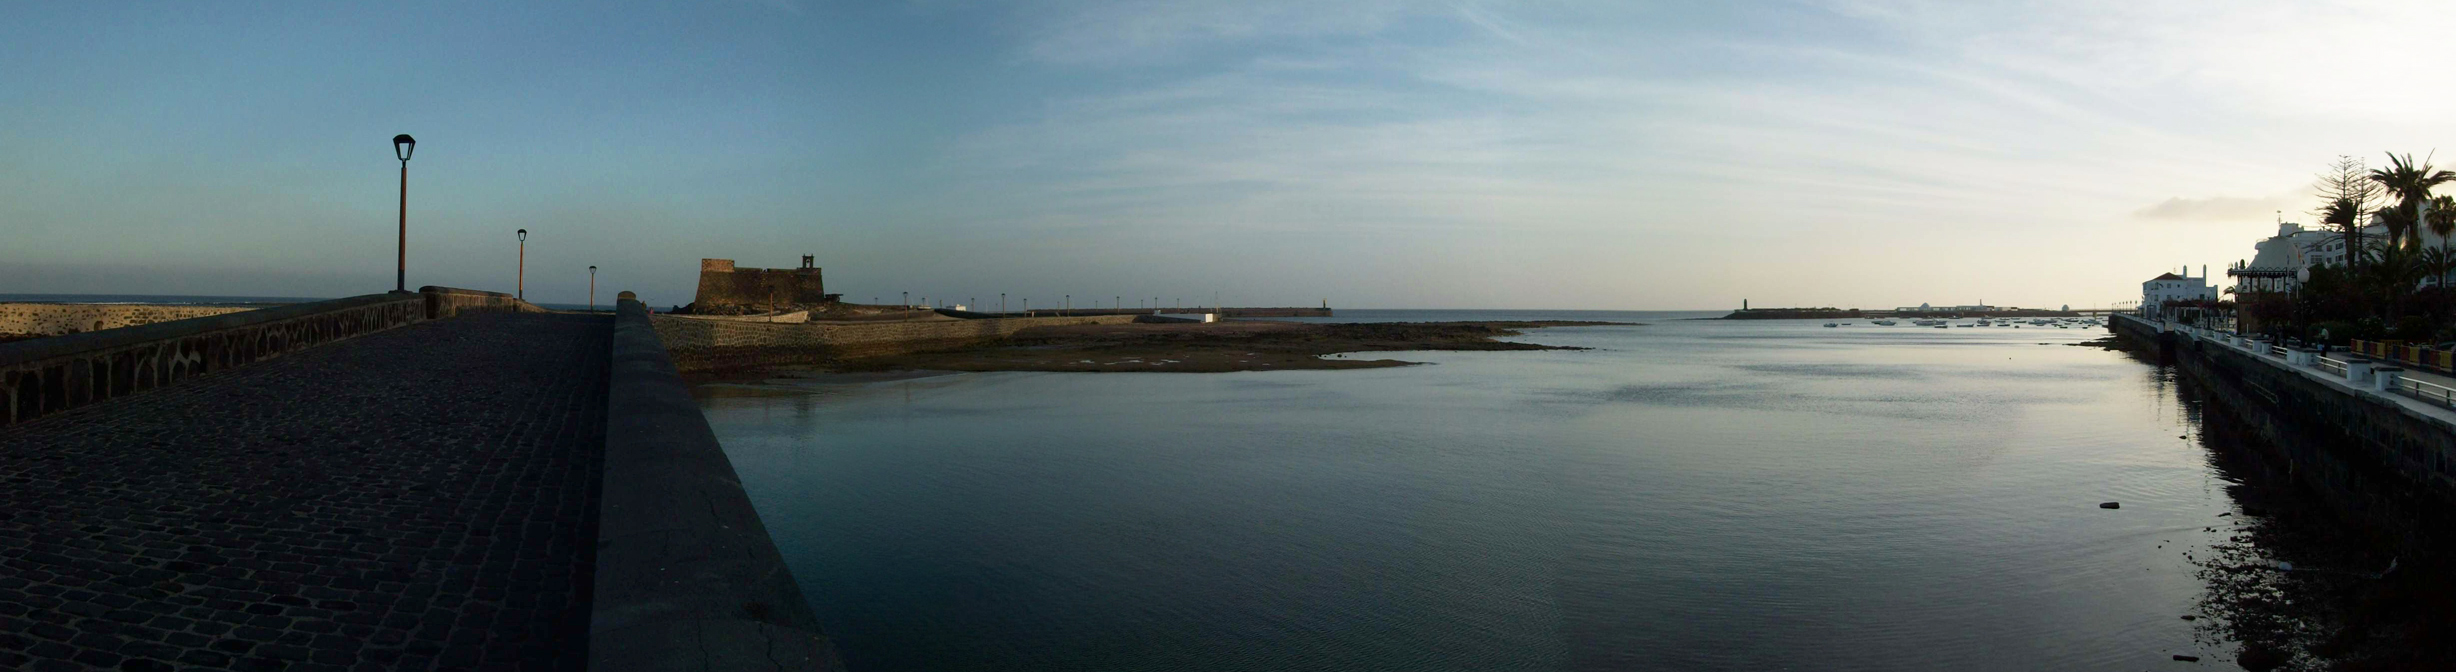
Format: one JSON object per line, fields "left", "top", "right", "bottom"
{"left": 0, "top": 313, "right": 612, "bottom": 671}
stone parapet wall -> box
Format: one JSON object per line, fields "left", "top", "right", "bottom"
{"left": 593, "top": 298, "right": 838, "bottom": 670}
{"left": 1, "top": 286, "right": 541, "bottom": 427}
{"left": 0, "top": 303, "right": 257, "bottom": 338}
{"left": 420, "top": 285, "right": 549, "bottom": 319}
{"left": 651, "top": 313, "right": 1137, "bottom": 372}
{"left": 0, "top": 293, "right": 425, "bottom": 427}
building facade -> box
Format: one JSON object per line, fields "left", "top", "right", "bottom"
{"left": 2143, "top": 269, "right": 2218, "bottom": 315}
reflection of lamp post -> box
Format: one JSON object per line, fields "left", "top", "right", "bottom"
{"left": 516, "top": 229, "right": 528, "bottom": 300}
{"left": 589, "top": 266, "right": 598, "bottom": 312}
{"left": 393, "top": 134, "right": 416, "bottom": 292}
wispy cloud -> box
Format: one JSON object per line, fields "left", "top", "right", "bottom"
{"left": 2134, "top": 196, "right": 2297, "bottom": 222}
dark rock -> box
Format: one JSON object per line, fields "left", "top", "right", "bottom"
{"left": 2174, "top": 654, "right": 2200, "bottom": 662}
{"left": 2234, "top": 644, "right": 2284, "bottom": 671}
{"left": 2100, "top": 502, "right": 2121, "bottom": 509}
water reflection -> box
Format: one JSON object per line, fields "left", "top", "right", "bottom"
{"left": 693, "top": 313, "right": 2433, "bottom": 671}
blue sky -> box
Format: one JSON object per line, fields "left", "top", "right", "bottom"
{"left": 5, "top": 1, "right": 2452, "bottom": 309}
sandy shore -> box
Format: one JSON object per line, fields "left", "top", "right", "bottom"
{"left": 830, "top": 320, "right": 1632, "bottom": 373}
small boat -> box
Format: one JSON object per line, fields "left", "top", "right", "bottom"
{"left": 1824, "top": 322, "right": 1838, "bottom": 328}
{"left": 1872, "top": 320, "right": 1897, "bottom": 326}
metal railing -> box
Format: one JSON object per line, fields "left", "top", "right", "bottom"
{"left": 2317, "top": 357, "right": 2348, "bottom": 376}
{"left": 2397, "top": 376, "right": 2456, "bottom": 409}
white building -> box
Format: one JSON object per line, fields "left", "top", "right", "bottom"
{"left": 2143, "top": 268, "right": 2218, "bottom": 315}
{"left": 2228, "top": 217, "right": 2456, "bottom": 295}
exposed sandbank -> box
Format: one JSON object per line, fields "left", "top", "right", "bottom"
{"left": 836, "top": 320, "right": 1631, "bottom": 373}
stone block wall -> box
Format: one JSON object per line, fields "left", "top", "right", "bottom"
{"left": 421, "top": 286, "right": 549, "bottom": 319}
{"left": 650, "top": 313, "right": 1136, "bottom": 372}
{"left": 0, "top": 303, "right": 256, "bottom": 338}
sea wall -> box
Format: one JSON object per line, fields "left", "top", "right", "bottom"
{"left": 2113, "top": 314, "right": 2456, "bottom": 545}
{"left": 591, "top": 297, "right": 838, "bottom": 670}
{"left": 0, "top": 303, "right": 256, "bottom": 338}
{"left": 651, "top": 313, "right": 1139, "bottom": 372}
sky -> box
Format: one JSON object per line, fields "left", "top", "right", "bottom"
{"left": 5, "top": 0, "right": 2454, "bottom": 310}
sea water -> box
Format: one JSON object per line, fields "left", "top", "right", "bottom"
{"left": 697, "top": 311, "right": 2253, "bottom": 671}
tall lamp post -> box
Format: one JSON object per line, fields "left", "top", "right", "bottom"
{"left": 516, "top": 229, "right": 528, "bottom": 300}
{"left": 589, "top": 266, "right": 598, "bottom": 312}
{"left": 393, "top": 134, "right": 416, "bottom": 292}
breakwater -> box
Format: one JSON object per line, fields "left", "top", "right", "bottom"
{"left": 2110, "top": 313, "right": 2456, "bottom": 546}
{"left": 650, "top": 312, "right": 1139, "bottom": 372}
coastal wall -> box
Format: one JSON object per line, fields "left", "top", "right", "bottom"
{"left": 591, "top": 297, "right": 838, "bottom": 670}
{"left": 650, "top": 313, "right": 1139, "bottom": 372}
{"left": 2111, "top": 314, "right": 2456, "bottom": 545}
{"left": 0, "top": 303, "right": 257, "bottom": 338}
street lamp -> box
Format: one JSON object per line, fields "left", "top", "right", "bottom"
{"left": 392, "top": 134, "right": 415, "bottom": 292}
{"left": 516, "top": 229, "right": 527, "bottom": 300}
{"left": 589, "top": 265, "right": 598, "bottom": 312}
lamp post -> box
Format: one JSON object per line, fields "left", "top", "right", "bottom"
{"left": 516, "top": 229, "right": 527, "bottom": 300}
{"left": 1001, "top": 293, "right": 1007, "bottom": 315}
{"left": 392, "top": 134, "right": 416, "bottom": 292}
{"left": 589, "top": 266, "right": 598, "bottom": 312}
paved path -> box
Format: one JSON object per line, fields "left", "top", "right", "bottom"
{"left": 0, "top": 313, "right": 611, "bottom": 672}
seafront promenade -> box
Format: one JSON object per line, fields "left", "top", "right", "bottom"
{"left": 0, "top": 313, "right": 609, "bottom": 670}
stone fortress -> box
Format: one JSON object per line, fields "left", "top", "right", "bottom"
{"left": 686, "top": 256, "right": 836, "bottom": 314}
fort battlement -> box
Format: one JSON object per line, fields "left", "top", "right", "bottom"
{"left": 691, "top": 256, "right": 831, "bottom": 311}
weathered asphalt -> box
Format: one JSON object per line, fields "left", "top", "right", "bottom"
{"left": 0, "top": 313, "right": 611, "bottom": 671}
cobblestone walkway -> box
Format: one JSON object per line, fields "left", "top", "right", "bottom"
{"left": 0, "top": 313, "right": 612, "bottom": 672}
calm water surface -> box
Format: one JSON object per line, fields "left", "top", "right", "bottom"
{"left": 698, "top": 311, "right": 2247, "bottom": 671}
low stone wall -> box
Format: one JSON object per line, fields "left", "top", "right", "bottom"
{"left": 0, "top": 293, "right": 425, "bottom": 427}
{"left": 0, "top": 303, "right": 257, "bottom": 338}
{"left": 421, "top": 285, "right": 549, "bottom": 319}
{"left": 592, "top": 297, "right": 838, "bottom": 670}
{"left": 651, "top": 313, "right": 1139, "bottom": 372}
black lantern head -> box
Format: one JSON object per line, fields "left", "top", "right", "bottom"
{"left": 393, "top": 134, "right": 416, "bottom": 161}
{"left": 517, "top": 228, "right": 527, "bottom": 241}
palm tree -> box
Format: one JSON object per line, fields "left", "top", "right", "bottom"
{"left": 2367, "top": 152, "right": 2456, "bottom": 250}
{"left": 2322, "top": 197, "right": 2364, "bottom": 271}
{"left": 2431, "top": 194, "right": 2456, "bottom": 287}
{"left": 2424, "top": 246, "right": 2456, "bottom": 292}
